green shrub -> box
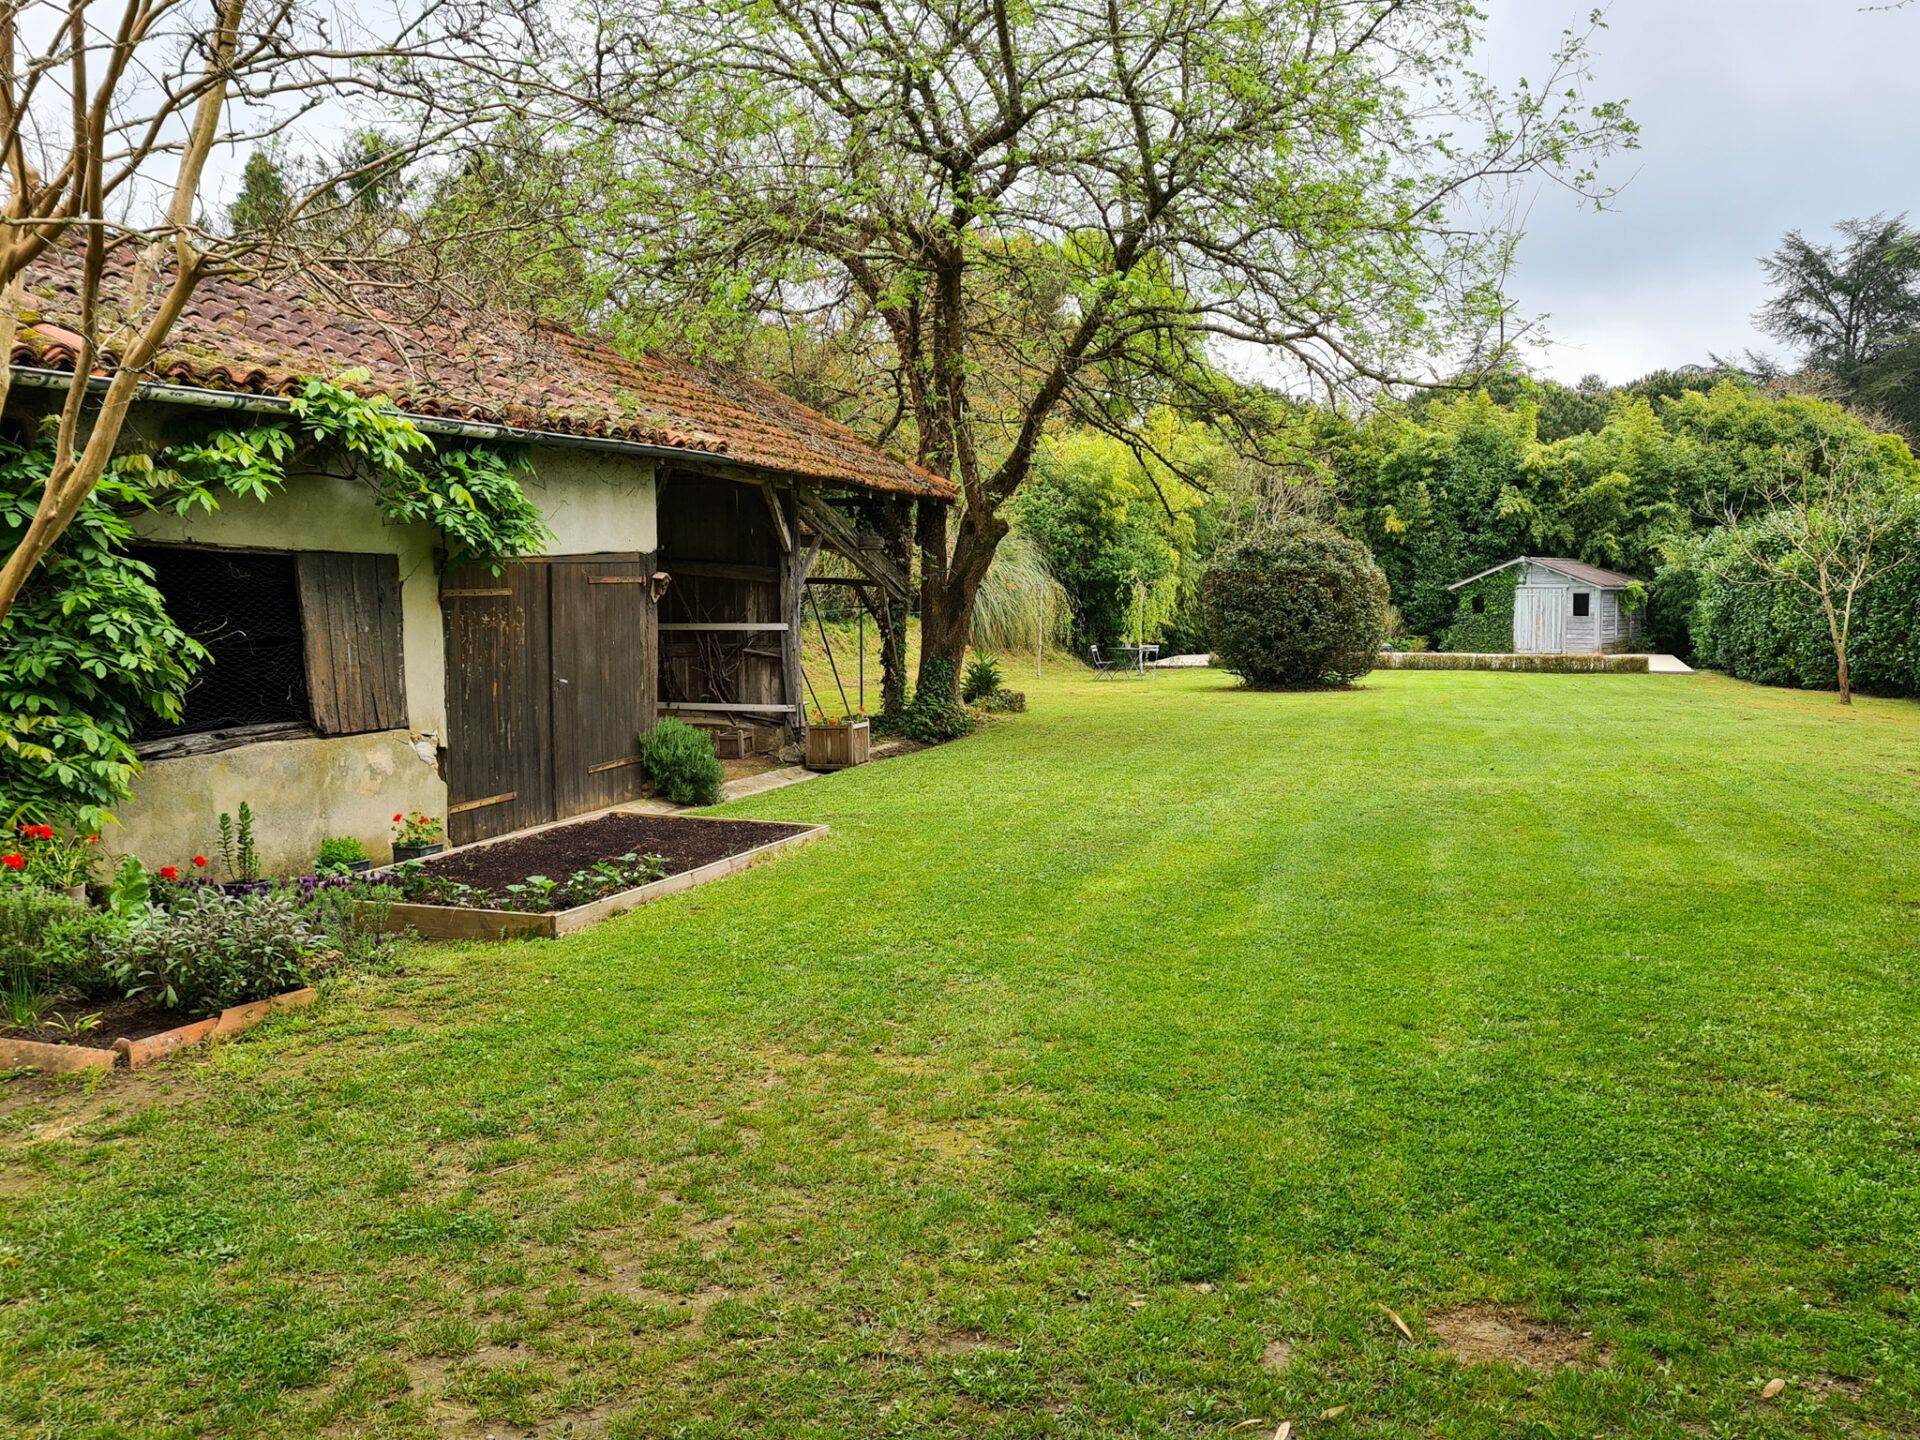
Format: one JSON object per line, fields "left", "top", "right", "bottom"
{"left": 961, "top": 654, "right": 1004, "bottom": 704}
{"left": 1201, "top": 520, "right": 1390, "bottom": 687}
{"left": 102, "top": 887, "right": 318, "bottom": 1016}
{"left": 640, "top": 717, "right": 725, "bottom": 805}
{"left": 1, "top": 887, "right": 126, "bottom": 1009}
{"left": 897, "top": 658, "right": 974, "bottom": 743}
{"left": 985, "top": 687, "right": 1027, "bottom": 713}
{"left": 315, "top": 836, "right": 368, "bottom": 872}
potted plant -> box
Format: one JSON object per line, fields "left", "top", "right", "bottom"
{"left": 316, "top": 836, "right": 372, "bottom": 875}
{"left": 804, "top": 709, "right": 871, "bottom": 770}
{"left": 391, "top": 811, "right": 446, "bottom": 862}
{"left": 4, "top": 820, "right": 102, "bottom": 901}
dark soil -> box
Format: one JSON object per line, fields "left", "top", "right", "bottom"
{"left": 411, "top": 814, "right": 811, "bottom": 898}
{"left": 2, "top": 994, "right": 197, "bottom": 1050}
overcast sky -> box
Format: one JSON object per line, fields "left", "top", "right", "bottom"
{"left": 1480, "top": 0, "right": 1920, "bottom": 384}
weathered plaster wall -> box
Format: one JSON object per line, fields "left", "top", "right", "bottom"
{"left": 110, "top": 732, "right": 445, "bottom": 875}
{"left": 105, "top": 399, "right": 657, "bottom": 872}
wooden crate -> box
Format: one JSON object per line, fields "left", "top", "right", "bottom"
{"left": 805, "top": 719, "right": 870, "bottom": 770}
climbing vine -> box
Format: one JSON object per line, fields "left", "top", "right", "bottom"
{"left": 1, "top": 373, "right": 550, "bottom": 824}
{"left": 1439, "top": 567, "right": 1519, "bottom": 653}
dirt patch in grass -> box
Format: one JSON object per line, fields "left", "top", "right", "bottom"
{"left": 1428, "top": 1307, "right": 1599, "bottom": 1373}
{"left": 929, "top": 1329, "right": 1010, "bottom": 1357}
{"left": 1261, "top": 1339, "right": 1295, "bottom": 1373}
{"left": 1808, "top": 1372, "right": 1865, "bottom": 1400}
{"left": 415, "top": 814, "right": 812, "bottom": 893}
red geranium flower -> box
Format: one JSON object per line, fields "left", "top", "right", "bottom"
{"left": 158, "top": 865, "right": 178, "bottom": 881}
{"left": 1, "top": 853, "right": 24, "bottom": 870}
{"left": 192, "top": 855, "right": 208, "bottom": 868}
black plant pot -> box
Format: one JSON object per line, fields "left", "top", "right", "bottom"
{"left": 344, "top": 858, "right": 373, "bottom": 874}
{"left": 392, "top": 841, "right": 445, "bottom": 863}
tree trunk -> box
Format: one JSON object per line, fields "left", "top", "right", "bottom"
{"left": 1819, "top": 586, "right": 1853, "bottom": 705}
{"left": 915, "top": 499, "right": 1008, "bottom": 698}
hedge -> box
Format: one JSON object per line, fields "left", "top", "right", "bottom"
{"left": 1377, "top": 651, "right": 1651, "bottom": 674}
{"left": 1689, "top": 515, "right": 1920, "bottom": 698}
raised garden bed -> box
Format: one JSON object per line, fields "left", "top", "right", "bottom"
{"left": 365, "top": 812, "right": 826, "bottom": 940}
{"left": 0, "top": 987, "right": 318, "bottom": 1073}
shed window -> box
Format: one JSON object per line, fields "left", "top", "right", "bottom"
{"left": 1471, "top": 593, "right": 1487, "bottom": 615}
{"left": 1572, "top": 591, "right": 1591, "bottom": 618}
{"left": 132, "top": 546, "right": 407, "bottom": 749}
{"left": 133, "top": 547, "right": 311, "bottom": 740}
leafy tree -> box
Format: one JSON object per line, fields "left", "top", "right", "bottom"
{"left": 1756, "top": 215, "right": 1920, "bottom": 431}
{"left": 566, "top": 0, "right": 1633, "bottom": 694}
{"left": 1015, "top": 425, "right": 1212, "bottom": 650}
{"left": 226, "top": 150, "right": 294, "bottom": 236}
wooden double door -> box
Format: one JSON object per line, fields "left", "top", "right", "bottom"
{"left": 442, "top": 554, "right": 658, "bottom": 845}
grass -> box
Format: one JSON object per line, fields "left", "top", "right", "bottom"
{"left": 4, "top": 666, "right": 1919, "bottom": 1438}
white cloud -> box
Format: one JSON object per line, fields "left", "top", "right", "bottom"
{"left": 1482, "top": 0, "right": 1920, "bottom": 382}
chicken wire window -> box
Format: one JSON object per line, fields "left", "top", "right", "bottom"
{"left": 133, "top": 547, "right": 313, "bottom": 740}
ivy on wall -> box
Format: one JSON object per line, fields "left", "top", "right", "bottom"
{"left": 1, "top": 374, "right": 551, "bottom": 824}
{"left": 1438, "top": 566, "right": 1519, "bottom": 653}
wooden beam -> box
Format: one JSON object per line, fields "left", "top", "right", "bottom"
{"left": 666, "top": 560, "right": 779, "bottom": 583}
{"left": 658, "top": 622, "right": 792, "bottom": 632}
{"left": 757, "top": 482, "right": 793, "bottom": 550}
{"left": 662, "top": 701, "right": 796, "bottom": 714}
{"left": 794, "top": 489, "right": 912, "bottom": 601}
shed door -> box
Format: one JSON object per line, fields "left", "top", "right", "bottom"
{"left": 550, "top": 557, "right": 657, "bottom": 819}
{"left": 1513, "top": 586, "right": 1566, "bottom": 654}
{"left": 443, "top": 562, "right": 555, "bottom": 844}
{"left": 443, "top": 554, "right": 658, "bottom": 847}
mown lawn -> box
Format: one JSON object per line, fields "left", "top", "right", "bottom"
{"left": 4, "top": 667, "right": 1919, "bottom": 1439}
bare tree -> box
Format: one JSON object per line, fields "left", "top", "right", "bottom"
{"left": 1715, "top": 440, "right": 1916, "bottom": 704}
{"left": 0, "top": 0, "right": 548, "bottom": 622}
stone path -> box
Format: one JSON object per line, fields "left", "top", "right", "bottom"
{"left": 1646, "top": 654, "right": 1695, "bottom": 674}
{"left": 1150, "top": 653, "right": 1213, "bottom": 668}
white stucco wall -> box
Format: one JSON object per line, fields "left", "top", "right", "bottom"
{"left": 105, "top": 400, "right": 657, "bottom": 873}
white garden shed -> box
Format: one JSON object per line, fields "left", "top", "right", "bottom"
{"left": 1449, "top": 557, "right": 1642, "bottom": 654}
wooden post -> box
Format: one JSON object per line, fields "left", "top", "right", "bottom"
{"left": 777, "top": 485, "right": 824, "bottom": 743}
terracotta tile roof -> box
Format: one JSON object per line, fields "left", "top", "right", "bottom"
{"left": 11, "top": 249, "right": 953, "bottom": 500}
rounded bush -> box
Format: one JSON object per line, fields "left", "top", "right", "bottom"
{"left": 1201, "top": 521, "right": 1390, "bottom": 687}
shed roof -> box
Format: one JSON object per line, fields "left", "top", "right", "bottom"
{"left": 1448, "top": 556, "right": 1639, "bottom": 591}
{"left": 11, "top": 247, "right": 954, "bottom": 501}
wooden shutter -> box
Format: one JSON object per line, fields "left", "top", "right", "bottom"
{"left": 296, "top": 551, "right": 408, "bottom": 735}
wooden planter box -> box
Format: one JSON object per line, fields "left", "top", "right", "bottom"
{"left": 0, "top": 986, "right": 317, "bottom": 1074}
{"left": 364, "top": 820, "right": 828, "bottom": 941}
{"left": 806, "top": 720, "right": 871, "bottom": 771}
